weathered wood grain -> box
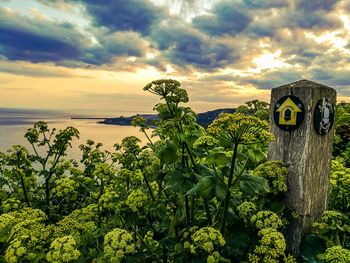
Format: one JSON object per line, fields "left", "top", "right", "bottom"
{"left": 268, "top": 79, "right": 336, "bottom": 255}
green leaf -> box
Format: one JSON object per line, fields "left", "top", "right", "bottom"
{"left": 225, "top": 231, "right": 250, "bottom": 250}
{"left": 160, "top": 236, "right": 177, "bottom": 249}
{"left": 215, "top": 180, "right": 228, "bottom": 201}
{"left": 179, "top": 133, "right": 187, "bottom": 142}
{"left": 191, "top": 257, "right": 206, "bottom": 263}
{"left": 233, "top": 157, "right": 247, "bottom": 177}
{"left": 343, "top": 224, "right": 350, "bottom": 234}
{"left": 207, "top": 151, "right": 228, "bottom": 166}
{"left": 194, "top": 164, "right": 216, "bottom": 178}
{"left": 158, "top": 141, "right": 178, "bottom": 164}
{"left": 239, "top": 173, "right": 269, "bottom": 195}
{"left": 187, "top": 175, "right": 217, "bottom": 200}
{"left": 184, "top": 132, "right": 200, "bottom": 146}
{"left": 221, "top": 165, "right": 230, "bottom": 177}
{"left": 301, "top": 234, "right": 326, "bottom": 263}
{"left": 269, "top": 201, "right": 286, "bottom": 214}
{"left": 246, "top": 147, "right": 267, "bottom": 165}
{"left": 165, "top": 169, "right": 195, "bottom": 193}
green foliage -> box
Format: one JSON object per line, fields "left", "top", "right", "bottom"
{"left": 251, "top": 161, "right": 288, "bottom": 195}
{"left": 2, "top": 79, "right": 348, "bottom": 262}
{"left": 329, "top": 160, "right": 350, "bottom": 212}
{"left": 5, "top": 217, "right": 53, "bottom": 262}
{"left": 325, "top": 246, "right": 350, "bottom": 263}
{"left": 333, "top": 102, "right": 350, "bottom": 166}
{"left": 54, "top": 204, "right": 98, "bottom": 246}
{"left": 251, "top": 211, "right": 284, "bottom": 230}
{"left": 189, "top": 227, "right": 225, "bottom": 254}
{"left": 104, "top": 228, "right": 136, "bottom": 262}
{"left": 312, "top": 210, "right": 350, "bottom": 248}
{"left": 239, "top": 173, "right": 270, "bottom": 196}
{"left": 46, "top": 236, "right": 80, "bottom": 263}
{"left": 236, "top": 99, "right": 270, "bottom": 121}
{"left": 207, "top": 113, "right": 273, "bottom": 146}
{"left": 305, "top": 158, "right": 350, "bottom": 260}
{"left": 301, "top": 234, "right": 326, "bottom": 262}
{"left": 237, "top": 201, "right": 257, "bottom": 224}
{"left": 132, "top": 116, "right": 148, "bottom": 130}
{"left": 248, "top": 228, "right": 295, "bottom": 263}
{"left": 156, "top": 140, "right": 178, "bottom": 164}
{"left": 126, "top": 188, "right": 148, "bottom": 212}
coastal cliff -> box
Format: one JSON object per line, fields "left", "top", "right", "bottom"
{"left": 101, "top": 108, "right": 235, "bottom": 128}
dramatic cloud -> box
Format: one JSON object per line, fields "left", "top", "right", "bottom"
{"left": 0, "top": 0, "right": 350, "bottom": 110}
{"left": 0, "top": 6, "right": 149, "bottom": 67}
{"left": 152, "top": 21, "right": 236, "bottom": 70}
{"left": 311, "top": 67, "right": 350, "bottom": 88}
{"left": 288, "top": 11, "right": 341, "bottom": 30}
{"left": 83, "top": 31, "right": 148, "bottom": 65}
{"left": 192, "top": 1, "right": 251, "bottom": 36}
{"left": 0, "top": 7, "right": 86, "bottom": 62}
{"left": 274, "top": 30, "right": 332, "bottom": 66}
{"left": 295, "top": 0, "right": 339, "bottom": 12}
{"left": 241, "top": 69, "right": 304, "bottom": 89}
{"left": 243, "top": 0, "right": 288, "bottom": 9}
{"left": 79, "top": 0, "right": 166, "bottom": 35}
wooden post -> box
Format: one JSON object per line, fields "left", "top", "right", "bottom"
{"left": 268, "top": 79, "right": 336, "bottom": 255}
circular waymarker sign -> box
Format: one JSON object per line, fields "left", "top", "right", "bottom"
{"left": 314, "top": 98, "right": 335, "bottom": 135}
{"left": 273, "top": 95, "right": 305, "bottom": 131}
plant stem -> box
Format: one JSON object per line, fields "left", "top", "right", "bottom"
{"left": 135, "top": 155, "right": 155, "bottom": 201}
{"left": 220, "top": 143, "right": 238, "bottom": 235}
{"left": 143, "top": 130, "right": 154, "bottom": 147}
{"left": 204, "top": 200, "right": 212, "bottom": 225}
{"left": 45, "top": 143, "right": 66, "bottom": 216}
{"left": 184, "top": 143, "right": 196, "bottom": 167}
{"left": 141, "top": 169, "right": 155, "bottom": 201}
{"left": 185, "top": 195, "right": 190, "bottom": 225}
{"left": 19, "top": 170, "right": 30, "bottom": 207}
{"left": 121, "top": 217, "right": 161, "bottom": 263}
{"left": 181, "top": 143, "right": 191, "bottom": 225}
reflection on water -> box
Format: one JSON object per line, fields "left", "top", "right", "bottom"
{"left": 0, "top": 108, "right": 153, "bottom": 161}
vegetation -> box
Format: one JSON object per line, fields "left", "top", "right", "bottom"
{"left": 0, "top": 79, "right": 350, "bottom": 262}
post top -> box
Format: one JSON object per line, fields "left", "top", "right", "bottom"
{"left": 272, "top": 79, "right": 336, "bottom": 93}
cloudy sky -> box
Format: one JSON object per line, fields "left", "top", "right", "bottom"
{"left": 1, "top": 0, "right": 350, "bottom": 114}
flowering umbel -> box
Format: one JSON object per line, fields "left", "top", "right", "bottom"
{"left": 104, "top": 228, "right": 136, "bottom": 262}
{"left": 46, "top": 236, "right": 80, "bottom": 263}
{"left": 143, "top": 79, "right": 188, "bottom": 103}
{"left": 207, "top": 113, "right": 273, "bottom": 146}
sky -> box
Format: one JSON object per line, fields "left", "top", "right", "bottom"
{"left": 1, "top": 0, "right": 350, "bottom": 115}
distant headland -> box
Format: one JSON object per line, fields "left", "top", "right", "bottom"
{"left": 91, "top": 108, "right": 235, "bottom": 128}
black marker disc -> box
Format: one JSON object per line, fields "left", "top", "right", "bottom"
{"left": 273, "top": 95, "right": 305, "bottom": 131}
{"left": 314, "top": 98, "right": 334, "bottom": 135}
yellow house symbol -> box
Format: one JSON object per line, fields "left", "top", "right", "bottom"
{"left": 276, "top": 97, "right": 302, "bottom": 125}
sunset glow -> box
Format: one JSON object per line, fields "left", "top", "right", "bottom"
{"left": 1, "top": 0, "right": 350, "bottom": 114}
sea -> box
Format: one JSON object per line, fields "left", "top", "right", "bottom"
{"left": 0, "top": 108, "right": 153, "bottom": 161}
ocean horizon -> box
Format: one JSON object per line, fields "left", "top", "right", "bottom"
{"left": 0, "top": 108, "right": 153, "bottom": 160}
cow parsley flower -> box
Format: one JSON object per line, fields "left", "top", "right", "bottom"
{"left": 190, "top": 227, "right": 225, "bottom": 254}
{"left": 325, "top": 246, "right": 350, "bottom": 263}
{"left": 252, "top": 161, "right": 288, "bottom": 195}
{"left": 104, "top": 228, "right": 136, "bottom": 262}
{"left": 237, "top": 201, "right": 257, "bottom": 224}
{"left": 251, "top": 211, "right": 284, "bottom": 230}
{"left": 47, "top": 236, "right": 80, "bottom": 263}
{"left": 207, "top": 113, "right": 273, "bottom": 147}
{"left": 193, "top": 136, "right": 219, "bottom": 151}
{"left": 126, "top": 189, "right": 148, "bottom": 212}
{"left": 248, "top": 228, "right": 295, "bottom": 263}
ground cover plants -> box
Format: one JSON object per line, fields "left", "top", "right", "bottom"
{"left": 1, "top": 79, "right": 350, "bottom": 262}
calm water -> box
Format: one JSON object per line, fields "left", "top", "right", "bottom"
{"left": 0, "top": 108, "right": 152, "bottom": 161}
